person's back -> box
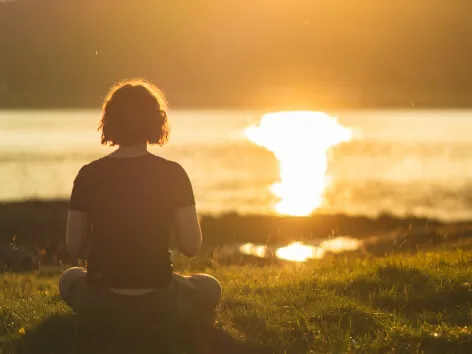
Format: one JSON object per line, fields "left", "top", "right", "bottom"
{"left": 58, "top": 79, "right": 222, "bottom": 351}
{"left": 72, "top": 154, "right": 194, "bottom": 288}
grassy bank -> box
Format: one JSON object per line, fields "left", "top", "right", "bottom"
{"left": 1, "top": 245, "right": 472, "bottom": 353}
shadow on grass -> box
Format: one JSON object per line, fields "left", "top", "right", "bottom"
{"left": 13, "top": 314, "right": 258, "bottom": 354}
{"left": 12, "top": 314, "right": 76, "bottom": 354}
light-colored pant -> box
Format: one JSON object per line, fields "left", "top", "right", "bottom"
{"left": 59, "top": 267, "right": 222, "bottom": 323}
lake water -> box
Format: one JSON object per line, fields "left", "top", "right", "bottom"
{"left": 1, "top": 109, "right": 472, "bottom": 221}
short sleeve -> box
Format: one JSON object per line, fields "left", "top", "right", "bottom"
{"left": 69, "top": 166, "right": 89, "bottom": 212}
{"left": 172, "top": 163, "right": 196, "bottom": 210}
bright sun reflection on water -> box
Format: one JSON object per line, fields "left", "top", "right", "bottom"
{"left": 239, "top": 243, "right": 267, "bottom": 258}
{"left": 275, "top": 242, "right": 325, "bottom": 262}
{"left": 246, "top": 111, "right": 352, "bottom": 216}
{"left": 238, "top": 237, "right": 362, "bottom": 262}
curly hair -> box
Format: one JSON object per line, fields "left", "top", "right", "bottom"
{"left": 99, "top": 79, "right": 170, "bottom": 146}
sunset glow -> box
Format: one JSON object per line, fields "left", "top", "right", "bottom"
{"left": 239, "top": 243, "right": 267, "bottom": 258}
{"left": 246, "top": 111, "right": 352, "bottom": 216}
{"left": 319, "top": 237, "right": 361, "bottom": 253}
{"left": 238, "top": 237, "right": 363, "bottom": 263}
{"left": 275, "top": 242, "right": 325, "bottom": 262}
{"left": 275, "top": 237, "right": 362, "bottom": 262}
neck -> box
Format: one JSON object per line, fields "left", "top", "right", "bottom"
{"left": 109, "top": 143, "right": 149, "bottom": 158}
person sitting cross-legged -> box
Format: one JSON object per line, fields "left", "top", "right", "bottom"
{"left": 58, "top": 79, "right": 222, "bottom": 352}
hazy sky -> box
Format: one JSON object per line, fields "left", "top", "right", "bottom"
{"left": 1, "top": 0, "right": 472, "bottom": 108}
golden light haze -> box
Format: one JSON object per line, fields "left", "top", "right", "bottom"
{"left": 246, "top": 112, "right": 352, "bottom": 216}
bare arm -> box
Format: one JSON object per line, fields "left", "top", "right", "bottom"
{"left": 171, "top": 205, "right": 202, "bottom": 258}
{"left": 66, "top": 210, "right": 91, "bottom": 257}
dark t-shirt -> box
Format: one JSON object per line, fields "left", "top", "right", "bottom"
{"left": 69, "top": 153, "right": 195, "bottom": 288}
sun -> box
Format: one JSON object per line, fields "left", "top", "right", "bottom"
{"left": 246, "top": 111, "right": 351, "bottom": 216}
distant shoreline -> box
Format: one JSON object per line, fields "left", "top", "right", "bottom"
{"left": 2, "top": 198, "right": 472, "bottom": 221}
{"left": 2, "top": 199, "right": 471, "bottom": 225}
{"left": 1, "top": 199, "right": 472, "bottom": 266}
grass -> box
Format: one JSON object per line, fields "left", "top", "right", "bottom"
{"left": 1, "top": 248, "right": 472, "bottom": 353}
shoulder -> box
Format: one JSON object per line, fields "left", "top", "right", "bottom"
{"left": 84, "top": 156, "right": 111, "bottom": 169}
{"left": 157, "top": 158, "right": 193, "bottom": 188}
{"left": 169, "top": 161, "right": 191, "bottom": 180}
{"left": 73, "top": 157, "right": 108, "bottom": 180}
{"left": 167, "top": 160, "right": 187, "bottom": 174}
{"left": 74, "top": 161, "right": 93, "bottom": 175}
{"left": 150, "top": 155, "right": 189, "bottom": 175}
